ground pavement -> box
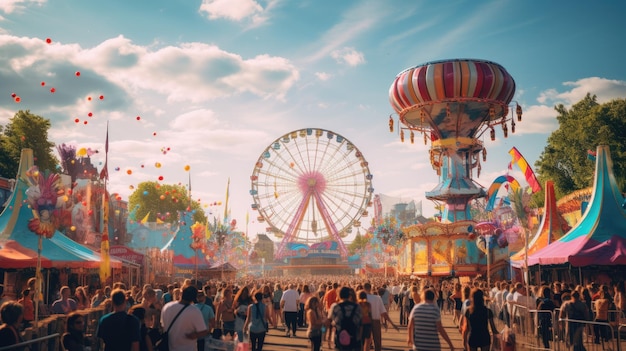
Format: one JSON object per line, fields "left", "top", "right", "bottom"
{"left": 261, "top": 306, "right": 465, "bottom": 351}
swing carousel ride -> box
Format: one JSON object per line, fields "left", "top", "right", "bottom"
{"left": 250, "top": 128, "right": 374, "bottom": 275}
{"left": 388, "top": 59, "right": 523, "bottom": 278}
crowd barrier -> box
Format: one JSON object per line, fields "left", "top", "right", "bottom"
{"left": 492, "top": 302, "right": 626, "bottom": 351}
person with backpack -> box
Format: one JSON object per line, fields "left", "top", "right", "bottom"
{"left": 329, "top": 287, "right": 362, "bottom": 351}
{"left": 244, "top": 291, "right": 274, "bottom": 351}
{"left": 357, "top": 290, "right": 373, "bottom": 351}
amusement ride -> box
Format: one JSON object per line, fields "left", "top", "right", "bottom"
{"left": 388, "top": 59, "right": 523, "bottom": 278}
{"left": 250, "top": 128, "right": 374, "bottom": 261}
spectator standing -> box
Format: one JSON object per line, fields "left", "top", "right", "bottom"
{"left": 62, "top": 312, "right": 88, "bottom": 351}
{"left": 234, "top": 286, "right": 253, "bottom": 342}
{"left": 272, "top": 283, "right": 284, "bottom": 328}
{"left": 91, "top": 289, "right": 106, "bottom": 308}
{"left": 161, "top": 286, "right": 211, "bottom": 351}
{"left": 407, "top": 289, "right": 454, "bottom": 351}
{"left": 216, "top": 288, "right": 236, "bottom": 340}
{"left": 363, "top": 282, "right": 397, "bottom": 351}
{"left": 0, "top": 301, "right": 24, "bottom": 348}
{"left": 298, "top": 284, "right": 314, "bottom": 327}
{"left": 560, "top": 290, "right": 589, "bottom": 351}
{"left": 129, "top": 306, "right": 152, "bottom": 351}
{"left": 536, "top": 286, "right": 556, "bottom": 350}
{"left": 51, "top": 286, "right": 78, "bottom": 315}
{"left": 281, "top": 283, "right": 300, "bottom": 337}
{"left": 17, "top": 289, "right": 34, "bottom": 329}
{"left": 195, "top": 290, "right": 215, "bottom": 351}
{"left": 96, "top": 289, "right": 141, "bottom": 351}
{"left": 357, "top": 290, "right": 373, "bottom": 351}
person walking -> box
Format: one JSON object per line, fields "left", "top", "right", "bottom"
{"left": 462, "top": 288, "right": 498, "bottom": 351}
{"left": 280, "top": 283, "right": 300, "bottom": 337}
{"left": 407, "top": 289, "right": 455, "bottom": 351}
{"left": 96, "top": 289, "right": 141, "bottom": 351}
{"left": 161, "top": 286, "right": 211, "bottom": 351}
{"left": 363, "top": 282, "right": 397, "bottom": 351}
{"left": 305, "top": 296, "right": 325, "bottom": 351}
{"left": 244, "top": 291, "right": 274, "bottom": 351}
{"left": 329, "top": 287, "right": 362, "bottom": 351}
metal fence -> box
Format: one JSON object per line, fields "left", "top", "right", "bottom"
{"left": 491, "top": 302, "right": 626, "bottom": 350}
{"left": 0, "top": 333, "right": 60, "bottom": 351}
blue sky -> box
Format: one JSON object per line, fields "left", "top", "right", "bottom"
{"left": 1, "top": 0, "right": 626, "bottom": 240}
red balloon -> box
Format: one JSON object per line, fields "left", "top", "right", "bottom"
{"left": 83, "top": 121, "right": 88, "bottom": 125}
{"left": 75, "top": 71, "right": 81, "bottom": 77}
{"left": 87, "top": 96, "right": 92, "bottom": 101}
{"left": 41, "top": 81, "right": 46, "bottom": 86}
{"left": 153, "top": 132, "right": 157, "bottom": 136}
{"left": 158, "top": 176, "right": 164, "bottom": 181}
{"left": 45, "top": 38, "right": 52, "bottom": 44}
{"left": 88, "top": 112, "right": 93, "bottom": 117}
{"left": 74, "top": 118, "right": 80, "bottom": 123}
{"left": 99, "top": 95, "right": 104, "bottom": 100}
{"left": 11, "top": 93, "right": 16, "bottom": 98}
{"left": 14, "top": 96, "right": 21, "bottom": 103}
{"left": 136, "top": 116, "right": 141, "bottom": 121}
{"left": 50, "top": 87, "right": 56, "bottom": 93}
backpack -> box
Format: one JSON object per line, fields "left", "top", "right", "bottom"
{"left": 338, "top": 303, "right": 357, "bottom": 348}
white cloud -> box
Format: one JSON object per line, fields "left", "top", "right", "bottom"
{"left": 330, "top": 47, "right": 365, "bottom": 67}
{"left": 538, "top": 77, "right": 626, "bottom": 105}
{"left": 0, "top": 35, "right": 300, "bottom": 105}
{"left": 199, "top": 0, "right": 263, "bottom": 21}
{"left": 315, "top": 72, "right": 332, "bottom": 81}
{"left": 0, "top": 0, "right": 46, "bottom": 14}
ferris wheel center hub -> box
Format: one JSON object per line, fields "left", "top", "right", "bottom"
{"left": 298, "top": 171, "right": 326, "bottom": 193}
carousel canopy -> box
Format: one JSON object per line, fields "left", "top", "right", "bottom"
{"left": 526, "top": 145, "right": 626, "bottom": 267}
{"left": 0, "top": 149, "right": 122, "bottom": 269}
{"left": 510, "top": 181, "right": 569, "bottom": 267}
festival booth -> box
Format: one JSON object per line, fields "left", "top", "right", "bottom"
{"left": 0, "top": 149, "right": 122, "bottom": 300}
{"left": 277, "top": 241, "right": 353, "bottom": 276}
{"left": 523, "top": 145, "right": 626, "bottom": 284}
{"left": 509, "top": 181, "right": 570, "bottom": 282}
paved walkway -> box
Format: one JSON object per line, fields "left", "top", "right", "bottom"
{"left": 261, "top": 306, "right": 465, "bottom": 351}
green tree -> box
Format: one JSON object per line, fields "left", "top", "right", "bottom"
{"left": 128, "top": 181, "right": 207, "bottom": 225}
{"left": 534, "top": 95, "right": 626, "bottom": 205}
{"left": 0, "top": 110, "right": 58, "bottom": 176}
{"left": 348, "top": 231, "right": 370, "bottom": 254}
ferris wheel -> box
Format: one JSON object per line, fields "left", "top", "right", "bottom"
{"left": 250, "top": 128, "right": 374, "bottom": 258}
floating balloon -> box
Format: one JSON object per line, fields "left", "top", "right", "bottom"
{"left": 88, "top": 112, "right": 93, "bottom": 117}
{"left": 126, "top": 169, "right": 132, "bottom": 175}
{"left": 87, "top": 96, "right": 92, "bottom": 101}
{"left": 153, "top": 132, "right": 157, "bottom": 136}
{"left": 75, "top": 71, "right": 81, "bottom": 77}
{"left": 99, "top": 95, "right": 104, "bottom": 100}
{"left": 184, "top": 165, "right": 190, "bottom": 171}
{"left": 114, "top": 167, "right": 120, "bottom": 171}
{"left": 136, "top": 116, "right": 141, "bottom": 120}
{"left": 41, "top": 81, "right": 46, "bottom": 86}
{"left": 14, "top": 96, "right": 21, "bottom": 103}
{"left": 83, "top": 121, "right": 88, "bottom": 125}
{"left": 74, "top": 118, "right": 80, "bottom": 123}
{"left": 77, "top": 148, "right": 87, "bottom": 157}
{"left": 45, "top": 38, "right": 52, "bottom": 44}
{"left": 50, "top": 87, "right": 56, "bottom": 93}
{"left": 155, "top": 162, "right": 161, "bottom": 168}
{"left": 129, "top": 185, "right": 134, "bottom": 190}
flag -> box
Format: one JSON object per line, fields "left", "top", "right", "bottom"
{"left": 99, "top": 187, "right": 111, "bottom": 283}
{"left": 205, "top": 219, "right": 212, "bottom": 240}
{"left": 587, "top": 149, "right": 597, "bottom": 161}
{"left": 99, "top": 122, "right": 109, "bottom": 180}
{"left": 140, "top": 212, "right": 150, "bottom": 224}
{"left": 223, "top": 177, "right": 230, "bottom": 222}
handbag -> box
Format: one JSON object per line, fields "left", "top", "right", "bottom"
{"left": 155, "top": 304, "right": 189, "bottom": 351}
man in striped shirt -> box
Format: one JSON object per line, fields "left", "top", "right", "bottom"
{"left": 407, "top": 289, "right": 454, "bottom": 351}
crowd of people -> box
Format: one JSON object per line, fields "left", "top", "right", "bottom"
{"left": 0, "top": 275, "right": 624, "bottom": 351}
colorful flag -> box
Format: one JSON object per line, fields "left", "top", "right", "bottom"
{"left": 509, "top": 147, "right": 542, "bottom": 193}
{"left": 99, "top": 122, "right": 109, "bottom": 180}
{"left": 99, "top": 183, "right": 111, "bottom": 283}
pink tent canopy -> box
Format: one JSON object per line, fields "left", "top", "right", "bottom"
{"left": 526, "top": 145, "right": 626, "bottom": 267}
